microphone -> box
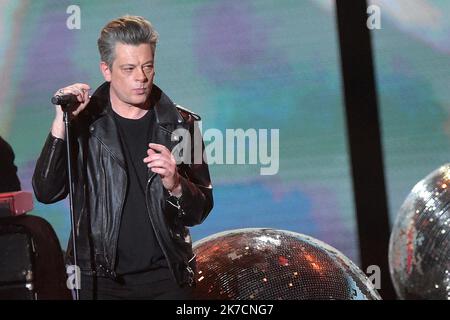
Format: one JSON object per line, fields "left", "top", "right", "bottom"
{"left": 51, "top": 94, "right": 79, "bottom": 106}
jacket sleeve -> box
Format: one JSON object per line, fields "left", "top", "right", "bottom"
{"left": 174, "top": 120, "right": 213, "bottom": 227}
{"left": 32, "top": 133, "right": 69, "bottom": 204}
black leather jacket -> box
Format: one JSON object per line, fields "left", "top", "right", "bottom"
{"left": 32, "top": 82, "right": 213, "bottom": 287}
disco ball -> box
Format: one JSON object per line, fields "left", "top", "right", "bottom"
{"left": 192, "top": 228, "right": 380, "bottom": 300}
{"left": 389, "top": 164, "right": 450, "bottom": 300}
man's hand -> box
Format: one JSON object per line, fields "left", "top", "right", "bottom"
{"left": 143, "top": 143, "right": 182, "bottom": 197}
{"left": 51, "top": 83, "right": 91, "bottom": 139}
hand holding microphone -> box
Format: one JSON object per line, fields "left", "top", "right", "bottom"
{"left": 52, "top": 83, "right": 91, "bottom": 116}
{"left": 51, "top": 83, "right": 91, "bottom": 139}
{"left": 51, "top": 94, "right": 80, "bottom": 107}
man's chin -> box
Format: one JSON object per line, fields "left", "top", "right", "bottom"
{"left": 128, "top": 96, "right": 151, "bottom": 107}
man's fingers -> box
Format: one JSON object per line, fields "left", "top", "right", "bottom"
{"left": 145, "top": 159, "right": 171, "bottom": 169}
{"left": 144, "top": 152, "right": 176, "bottom": 167}
{"left": 150, "top": 167, "right": 167, "bottom": 175}
{"left": 73, "top": 83, "right": 91, "bottom": 91}
{"left": 69, "top": 87, "right": 89, "bottom": 103}
{"left": 145, "top": 152, "right": 170, "bottom": 161}
{"left": 147, "top": 160, "right": 168, "bottom": 168}
{"left": 83, "top": 90, "right": 90, "bottom": 102}
{"left": 55, "top": 84, "right": 91, "bottom": 103}
{"left": 148, "top": 143, "right": 171, "bottom": 156}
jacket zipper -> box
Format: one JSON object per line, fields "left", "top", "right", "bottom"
{"left": 97, "top": 144, "right": 126, "bottom": 278}
{"left": 108, "top": 165, "right": 126, "bottom": 278}
{"left": 144, "top": 172, "right": 179, "bottom": 283}
{"left": 44, "top": 138, "right": 59, "bottom": 179}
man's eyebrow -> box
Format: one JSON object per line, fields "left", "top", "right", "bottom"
{"left": 119, "top": 61, "right": 153, "bottom": 67}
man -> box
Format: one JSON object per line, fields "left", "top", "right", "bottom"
{"left": 32, "top": 16, "right": 213, "bottom": 300}
{"left": 0, "top": 136, "right": 21, "bottom": 193}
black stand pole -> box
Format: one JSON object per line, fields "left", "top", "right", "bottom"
{"left": 335, "top": 0, "right": 396, "bottom": 299}
{"left": 63, "top": 109, "right": 80, "bottom": 301}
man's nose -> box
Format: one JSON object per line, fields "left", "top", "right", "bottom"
{"left": 135, "top": 67, "right": 147, "bottom": 81}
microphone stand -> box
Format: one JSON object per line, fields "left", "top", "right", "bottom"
{"left": 61, "top": 104, "right": 80, "bottom": 301}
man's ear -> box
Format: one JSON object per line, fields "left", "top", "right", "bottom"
{"left": 100, "top": 62, "right": 112, "bottom": 82}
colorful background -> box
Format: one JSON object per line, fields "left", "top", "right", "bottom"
{"left": 0, "top": 0, "right": 449, "bottom": 266}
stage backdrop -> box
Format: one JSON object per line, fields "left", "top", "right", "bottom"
{"left": 0, "top": 0, "right": 449, "bottom": 266}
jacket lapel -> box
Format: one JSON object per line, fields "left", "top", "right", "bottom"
{"left": 86, "top": 82, "right": 126, "bottom": 169}
{"left": 90, "top": 114, "right": 126, "bottom": 169}
{"left": 152, "top": 85, "right": 187, "bottom": 150}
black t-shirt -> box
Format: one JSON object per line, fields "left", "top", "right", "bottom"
{"left": 113, "top": 109, "right": 167, "bottom": 276}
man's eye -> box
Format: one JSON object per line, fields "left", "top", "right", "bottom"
{"left": 143, "top": 65, "right": 153, "bottom": 71}
{"left": 123, "top": 68, "right": 133, "bottom": 72}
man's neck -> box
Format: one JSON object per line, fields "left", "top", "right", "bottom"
{"left": 110, "top": 94, "right": 151, "bottom": 120}
{"left": 111, "top": 103, "right": 149, "bottom": 119}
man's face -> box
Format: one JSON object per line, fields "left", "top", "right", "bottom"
{"left": 101, "top": 42, "right": 155, "bottom": 108}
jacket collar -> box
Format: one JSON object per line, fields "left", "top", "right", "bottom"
{"left": 87, "top": 81, "right": 184, "bottom": 125}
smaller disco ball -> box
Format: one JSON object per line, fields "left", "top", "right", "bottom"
{"left": 192, "top": 228, "right": 380, "bottom": 300}
{"left": 389, "top": 164, "right": 450, "bottom": 300}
